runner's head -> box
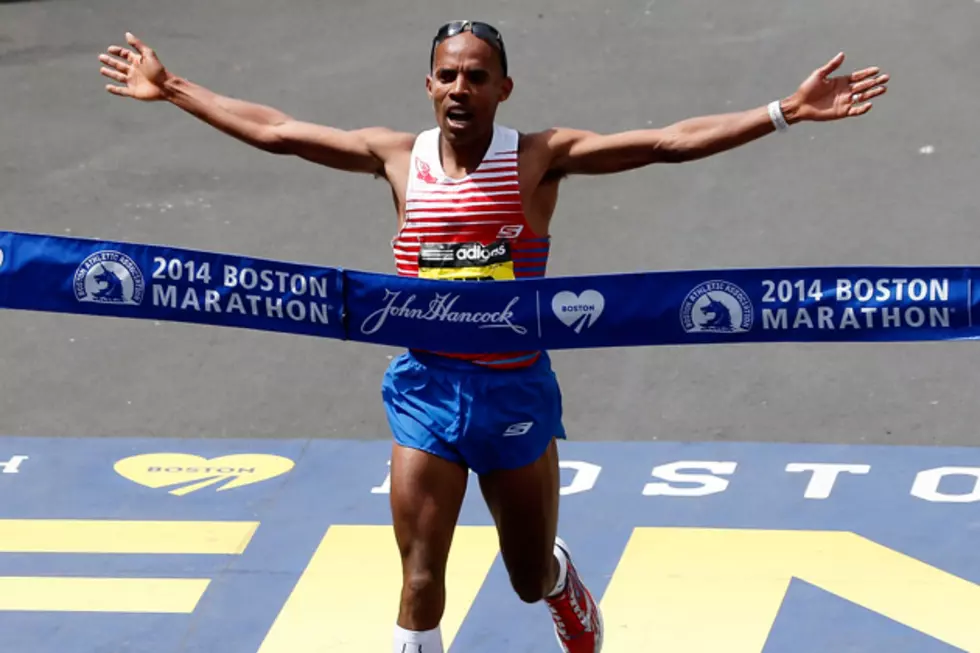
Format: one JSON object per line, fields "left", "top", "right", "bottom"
{"left": 427, "top": 21, "right": 512, "bottom": 145}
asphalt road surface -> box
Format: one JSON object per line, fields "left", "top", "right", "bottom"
{"left": 2, "top": 0, "right": 979, "bottom": 446}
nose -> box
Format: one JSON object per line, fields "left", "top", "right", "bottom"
{"left": 449, "top": 74, "right": 470, "bottom": 99}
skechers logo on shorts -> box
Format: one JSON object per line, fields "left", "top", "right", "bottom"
{"left": 360, "top": 290, "right": 527, "bottom": 336}
{"left": 419, "top": 240, "right": 511, "bottom": 268}
{"left": 503, "top": 421, "right": 534, "bottom": 437}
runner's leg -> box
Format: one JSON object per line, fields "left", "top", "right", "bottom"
{"left": 389, "top": 442, "right": 468, "bottom": 652}
{"left": 478, "top": 438, "right": 604, "bottom": 652}
{"left": 477, "top": 437, "right": 561, "bottom": 602}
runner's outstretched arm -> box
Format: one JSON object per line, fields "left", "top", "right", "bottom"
{"left": 546, "top": 52, "right": 889, "bottom": 175}
{"left": 98, "top": 32, "right": 413, "bottom": 176}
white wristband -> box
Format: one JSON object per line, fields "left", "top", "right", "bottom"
{"left": 768, "top": 100, "right": 789, "bottom": 132}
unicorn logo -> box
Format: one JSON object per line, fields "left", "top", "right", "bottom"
{"left": 91, "top": 264, "right": 126, "bottom": 301}
{"left": 680, "top": 280, "right": 753, "bottom": 334}
{"left": 699, "top": 295, "right": 734, "bottom": 331}
{"left": 74, "top": 250, "right": 145, "bottom": 306}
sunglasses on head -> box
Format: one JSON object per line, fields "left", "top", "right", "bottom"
{"left": 430, "top": 20, "right": 508, "bottom": 76}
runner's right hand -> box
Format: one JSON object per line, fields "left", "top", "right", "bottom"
{"left": 98, "top": 32, "right": 170, "bottom": 101}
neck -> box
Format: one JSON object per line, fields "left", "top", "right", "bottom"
{"left": 439, "top": 126, "right": 494, "bottom": 179}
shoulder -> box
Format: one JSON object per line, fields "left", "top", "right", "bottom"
{"left": 358, "top": 128, "right": 420, "bottom": 183}
{"left": 517, "top": 127, "right": 598, "bottom": 178}
{"left": 518, "top": 127, "right": 597, "bottom": 152}
{"left": 358, "top": 127, "right": 418, "bottom": 158}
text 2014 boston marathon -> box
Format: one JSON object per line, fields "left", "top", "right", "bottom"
{"left": 760, "top": 277, "right": 954, "bottom": 330}
{"left": 149, "top": 257, "right": 332, "bottom": 324}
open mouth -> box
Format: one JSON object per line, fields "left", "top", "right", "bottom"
{"left": 446, "top": 108, "right": 474, "bottom": 127}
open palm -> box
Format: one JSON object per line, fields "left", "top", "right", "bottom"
{"left": 98, "top": 33, "right": 170, "bottom": 101}
{"left": 793, "top": 52, "right": 889, "bottom": 122}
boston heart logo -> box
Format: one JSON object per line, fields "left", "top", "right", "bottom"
{"left": 551, "top": 290, "right": 605, "bottom": 333}
{"left": 114, "top": 453, "right": 295, "bottom": 496}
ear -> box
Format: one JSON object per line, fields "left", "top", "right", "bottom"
{"left": 425, "top": 74, "right": 434, "bottom": 100}
{"left": 499, "top": 76, "right": 514, "bottom": 102}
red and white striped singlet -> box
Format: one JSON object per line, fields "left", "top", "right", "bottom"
{"left": 392, "top": 124, "right": 550, "bottom": 369}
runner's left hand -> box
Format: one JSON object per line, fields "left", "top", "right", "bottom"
{"left": 784, "top": 53, "right": 889, "bottom": 122}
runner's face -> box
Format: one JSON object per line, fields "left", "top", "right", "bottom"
{"left": 427, "top": 32, "right": 512, "bottom": 144}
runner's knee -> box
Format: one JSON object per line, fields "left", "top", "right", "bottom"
{"left": 398, "top": 537, "right": 449, "bottom": 595}
{"left": 400, "top": 567, "right": 447, "bottom": 626}
{"left": 402, "top": 567, "right": 442, "bottom": 597}
{"left": 506, "top": 560, "right": 552, "bottom": 603}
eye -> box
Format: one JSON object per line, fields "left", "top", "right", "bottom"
{"left": 436, "top": 69, "right": 457, "bottom": 84}
{"left": 466, "top": 70, "right": 489, "bottom": 85}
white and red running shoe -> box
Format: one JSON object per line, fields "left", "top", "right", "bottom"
{"left": 545, "top": 537, "right": 604, "bottom": 652}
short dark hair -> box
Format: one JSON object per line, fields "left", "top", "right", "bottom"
{"left": 429, "top": 20, "right": 508, "bottom": 76}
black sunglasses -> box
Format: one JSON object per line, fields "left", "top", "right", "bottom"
{"left": 430, "top": 20, "right": 508, "bottom": 76}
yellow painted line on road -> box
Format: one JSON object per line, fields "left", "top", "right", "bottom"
{"left": 0, "top": 576, "right": 211, "bottom": 613}
{"left": 258, "top": 525, "right": 500, "bottom": 653}
{"left": 0, "top": 519, "right": 259, "bottom": 554}
{"left": 600, "top": 527, "right": 980, "bottom": 652}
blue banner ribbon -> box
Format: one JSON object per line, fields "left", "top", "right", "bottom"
{"left": 0, "top": 231, "right": 345, "bottom": 340}
{"left": 1, "top": 230, "right": 977, "bottom": 352}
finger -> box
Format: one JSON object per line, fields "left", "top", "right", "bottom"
{"left": 856, "top": 84, "right": 888, "bottom": 103}
{"left": 850, "top": 73, "right": 889, "bottom": 94}
{"left": 125, "top": 32, "right": 150, "bottom": 56}
{"left": 818, "top": 52, "right": 845, "bottom": 78}
{"left": 100, "top": 66, "right": 128, "bottom": 83}
{"left": 847, "top": 87, "right": 886, "bottom": 115}
{"left": 99, "top": 53, "right": 130, "bottom": 73}
{"left": 107, "top": 45, "right": 138, "bottom": 63}
{"left": 848, "top": 102, "right": 873, "bottom": 117}
{"left": 105, "top": 84, "right": 133, "bottom": 97}
{"left": 848, "top": 66, "right": 881, "bottom": 83}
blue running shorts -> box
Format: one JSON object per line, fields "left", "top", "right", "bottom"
{"left": 381, "top": 350, "right": 566, "bottom": 475}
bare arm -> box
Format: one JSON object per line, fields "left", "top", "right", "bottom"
{"left": 160, "top": 75, "right": 410, "bottom": 173}
{"left": 548, "top": 52, "right": 890, "bottom": 176}
{"left": 99, "top": 33, "right": 412, "bottom": 175}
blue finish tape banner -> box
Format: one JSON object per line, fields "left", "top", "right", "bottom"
{"left": 0, "top": 231, "right": 345, "bottom": 340}
{"left": 1, "top": 230, "right": 978, "bottom": 352}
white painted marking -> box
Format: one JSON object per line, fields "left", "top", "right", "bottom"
{"left": 912, "top": 467, "right": 980, "bottom": 503}
{"left": 785, "top": 463, "right": 871, "bottom": 499}
{"left": 0, "top": 456, "right": 28, "bottom": 474}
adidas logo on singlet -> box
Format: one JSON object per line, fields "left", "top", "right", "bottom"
{"left": 420, "top": 241, "right": 511, "bottom": 267}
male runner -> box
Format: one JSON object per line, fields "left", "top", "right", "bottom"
{"left": 98, "top": 21, "right": 888, "bottom": 653}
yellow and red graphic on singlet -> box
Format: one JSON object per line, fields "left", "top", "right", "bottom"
{"left": 417, "top": 240, "right": 516, "bottom": 281}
